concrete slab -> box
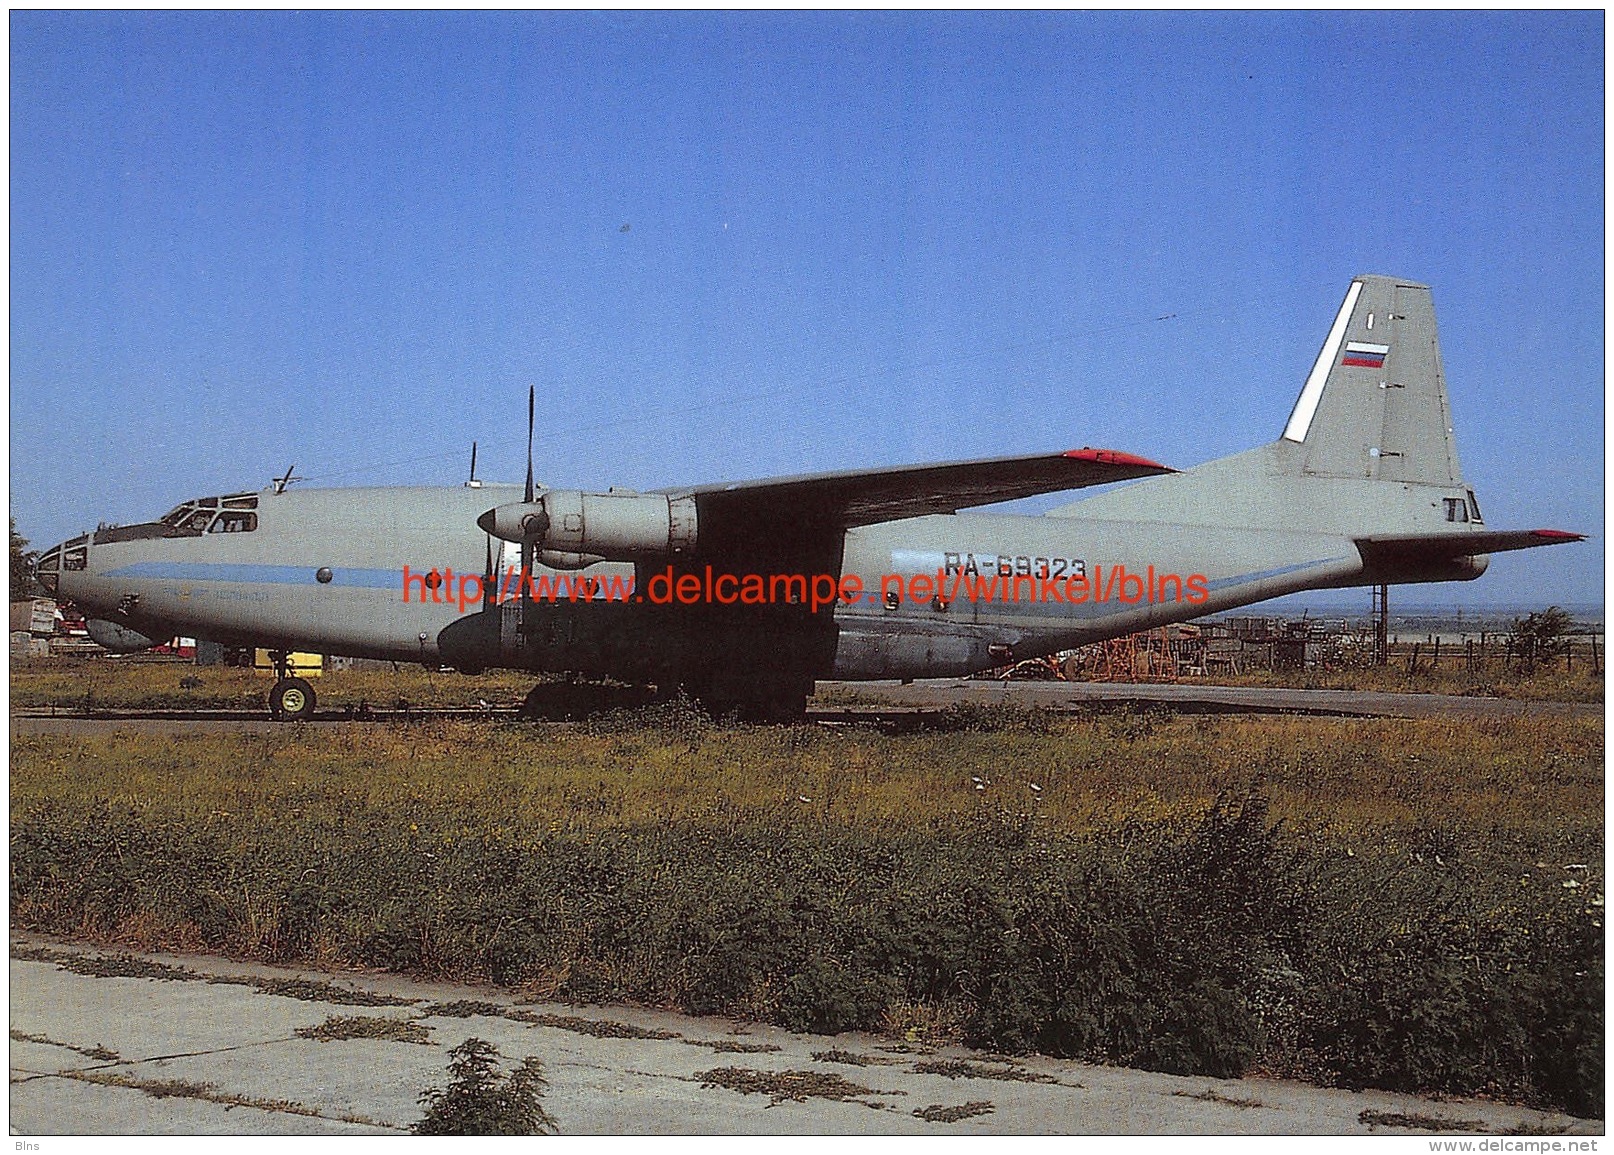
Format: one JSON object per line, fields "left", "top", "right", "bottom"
{"left": 9, "top": 935, "right": 1599, "bottom": 1136}
{"left": 9, "top": 1072, "right": 389, "bottom": 1135}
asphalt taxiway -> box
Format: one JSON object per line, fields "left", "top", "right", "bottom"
{"left": 10, "top": 937, "right": 1598, "bottom": 1136}
{"left": 818, "top": 677, "right": 1603, "bottom": 719}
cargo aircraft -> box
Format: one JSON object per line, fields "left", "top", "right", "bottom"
{"left": 37, "top": 275, "right": 1584, "bottom": 719}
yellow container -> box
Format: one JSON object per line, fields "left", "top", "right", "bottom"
{"left": 253, "top": 649, "right": 324, "bottom": 678}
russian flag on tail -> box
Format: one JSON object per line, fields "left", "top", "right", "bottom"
{"left": 1341, "top": 341, "right": 1389, "bottom": 369}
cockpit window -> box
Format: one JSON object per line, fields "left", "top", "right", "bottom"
{"left": 160, "top": 493, "right": 261, "bottom": 536}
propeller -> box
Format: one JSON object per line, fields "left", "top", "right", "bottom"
{"left": 476, "top": 385, "right": 549, "bottom": 541}
{"left": 524, "top": 385, "right": 535, "bottom": 504}
{"left": 519, "top": 385, "right": 536, "bottom": 624}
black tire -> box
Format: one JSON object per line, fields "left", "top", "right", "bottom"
{"left": 269, "top": 676, "right": 316, "bottom": 721}
{"left": 520, "top": 683, "right": 553, "bottom": 721}
{"left": 521, "top": 682, "right": 596, "bottom": 721}
{"left": 747, "top": 693, "right": 809, "bottom": 723}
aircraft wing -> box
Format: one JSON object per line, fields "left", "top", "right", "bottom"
{"left": 1356, "top": 528, "right": 1587, "bottom": 562}
{"left": 663, "top": 448, "right": 1172, "bottom": 531}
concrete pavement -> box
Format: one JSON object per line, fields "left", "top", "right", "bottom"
{"left": 9, "top": 936, "right": 1597, "bottom": 1136}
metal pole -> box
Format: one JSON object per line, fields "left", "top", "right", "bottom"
{"left": 1373, "top": 583, "right": 1389, "bottom": 666}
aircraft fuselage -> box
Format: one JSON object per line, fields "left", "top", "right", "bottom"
{"left": 47, "top": 477, "right": 1476, "bottom": 688}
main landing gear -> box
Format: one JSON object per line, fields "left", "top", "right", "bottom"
{"left": 267, "top": 650, "right": 316, "bottom": 721}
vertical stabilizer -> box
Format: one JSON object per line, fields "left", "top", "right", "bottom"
{"left": 1280, "top": 275, "right": 1463, "bottom": 484}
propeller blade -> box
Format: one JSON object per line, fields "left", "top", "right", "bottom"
{"left": 483, "top": 534, "right": 496, "bottom": 610}
{"left": 524, "top": 385, "right": 535, "bottom": 504}
{"left": 519, "top": 385, "right": 539, "bottom": 625}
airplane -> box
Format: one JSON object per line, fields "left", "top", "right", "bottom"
{"left": 35, "top": 274, "right": 1584, "bottom": 720}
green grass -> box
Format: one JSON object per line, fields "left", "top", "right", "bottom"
{"left": 9, "top": 697, "right": 1603, "bottom": 1117}
{"left": 9, "top": 710, "right": 1599, "bottom": 841}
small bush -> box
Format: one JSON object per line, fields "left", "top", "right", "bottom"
{"left": 411, "top": 1037, "right": 556, "bottom": 1136}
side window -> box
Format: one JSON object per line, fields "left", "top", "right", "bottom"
{"left": 1466, "top": 490, "right": 1484, "bottom": 524}
{"left": 162, "top": 505, "right": 212, "bottom": 536}
{"left": 208, "top": 511, "right": 257, "bottom": 533}
{"left": 1443, "top": 498, "right": 1468, "bottom": 523}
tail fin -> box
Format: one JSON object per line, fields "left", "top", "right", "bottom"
{"left": 1279, "top": 275, "right": 1463, "bottom": 485}
{"left": 1044, "top": 274, "right": 1583, "bottom": 582}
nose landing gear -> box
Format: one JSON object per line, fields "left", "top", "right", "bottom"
{"left": 266, "top": 650, "right": 317, "bottom": 721}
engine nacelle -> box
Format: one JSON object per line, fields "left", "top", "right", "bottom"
{"left": 478, "top": 490, "right": 698, "bottom": 560}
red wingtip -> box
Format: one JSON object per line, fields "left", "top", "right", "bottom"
{"left": 1532, "top": 529, "right": 1587, "bottom": 542}
{"left": 1064, "top": 447, "right": 1175, "bottom": 472}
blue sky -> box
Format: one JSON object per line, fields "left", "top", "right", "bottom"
{"left": 10, "top": 11, "right": 1604, "bottom": 606}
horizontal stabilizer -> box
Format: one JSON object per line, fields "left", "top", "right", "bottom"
{"left": 1358, "top": 528, "right": 1586, "bottom": 563}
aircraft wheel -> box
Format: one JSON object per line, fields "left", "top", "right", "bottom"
{"left": 521, "top": 682, "right": 589, "bottom": 721}
{"left": 270, "top": 677, "right": 316, "bottom": 721}
{"left": 688, "top": 694, "right": 737, "bottom": 722}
